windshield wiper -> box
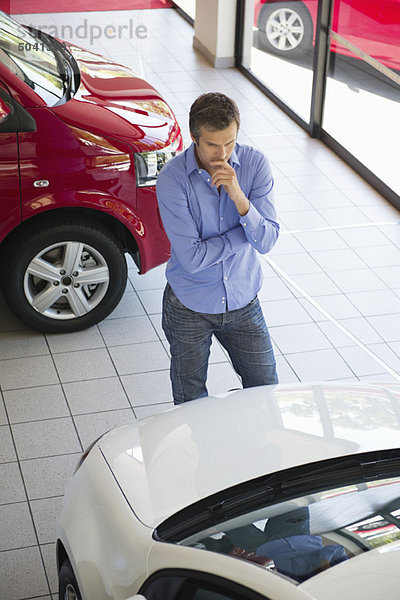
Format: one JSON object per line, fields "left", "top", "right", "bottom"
{"left": 156, "top": 450, "right": 400, "bottom": 543}
{"left": 281, "top": 456, "right": 400, "bottom": 492}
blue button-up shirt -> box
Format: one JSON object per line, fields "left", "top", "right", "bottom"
{"left": 156, "top": 142, "right": 279, "bottom": 313}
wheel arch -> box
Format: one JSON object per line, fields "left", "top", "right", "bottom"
{"left": 56, "top": 538, "right": 70, "bottom": 574}
{"left": 1, "top": 207, "right": 141, "bottom": 270}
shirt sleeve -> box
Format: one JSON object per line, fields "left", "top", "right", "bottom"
{"left": 239, "top": 151, "right": 280, "bottom": 254}
{"left": 156, "top": 167, "right": 248, "bottom": 274}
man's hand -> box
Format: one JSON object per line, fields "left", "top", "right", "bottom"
{"left": 210, "top": 160, "right": 250, "bottom": 216}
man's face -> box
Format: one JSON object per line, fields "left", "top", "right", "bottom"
{"left": 191, "top": 122, "right": 238, "bottom": 173}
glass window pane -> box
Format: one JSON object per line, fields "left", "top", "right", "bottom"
{"left": 173, "top": 0, "right": 195, "bottom": 20}
{"left": 322, "top": 0, "right": 400, "bottom": 195}
{"left": 242, "top": 0, "right": 318, "bottom": 122}
{"left": 345, "top": 515, "right": 400, "bottom": 548}
{"left": 179, "top": 475, "right": 400, "bottom": 583}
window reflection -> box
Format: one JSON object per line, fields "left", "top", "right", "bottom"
{"left": 346, "top": 515, "right": 400, "bottom": 548}
{"left": 239, "top": 1, "right": 400, "bottom": 197}
{"left": 241, "top": 0, "right": 316, "bottom": 122}
{"left": 322, "top": 0, "right": 400, "bottom": 195}
{"left": 180, "top": 474, "right": 400, "bottom": 583}
{"left": 0, "top": 12, "right": 64, "bottom": 104}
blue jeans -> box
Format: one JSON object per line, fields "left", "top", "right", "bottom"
{"left": 162, "top": 283, "right": 278, "bottom": 404}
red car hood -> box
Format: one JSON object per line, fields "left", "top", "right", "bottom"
{"left": 51, "top": 43, "right": 181, "bottom": 152}
{"left": 69, "top": 43, "right": 163, "bottom": 101}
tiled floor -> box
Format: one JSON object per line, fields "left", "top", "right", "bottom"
{"left": 1, "top": 6, "right": 400, "bottom": 599}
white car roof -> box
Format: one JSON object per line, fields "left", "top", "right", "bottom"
{"left": 98, "top": 382, "right": 400, "bottom": 528}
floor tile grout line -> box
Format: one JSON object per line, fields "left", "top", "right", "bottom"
{"left": 279, "top": 220, "right": 400, "bottom": 235}
{"left": 263, "top": 256, "right": 400, "bottom": 382}
{"left": 6, "top": 407, "right": 136, "bottom": 427}
{"left": 274, "top": 220, "right": 400, "bottom": 343}
{"left": 94, "top": 320, "right": 138, "bottom": 419}
{"left": 39, "top": 332, "right": 87, "bottom": 457}
{"left": 1, "top": 399, "right": 53, "bottom": 595}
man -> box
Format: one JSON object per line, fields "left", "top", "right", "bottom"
{"left": 156, "top": 92, "right": 279, "bottom": 404}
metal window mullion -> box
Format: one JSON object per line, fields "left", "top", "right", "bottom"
{"left": 310, "top": 0, "right": 334, "bottom": 137}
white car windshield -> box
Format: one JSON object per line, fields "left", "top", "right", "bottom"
{"left": 157, "top": 457, "right": 400, "bottom": 584}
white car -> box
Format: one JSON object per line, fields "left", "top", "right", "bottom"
{"left": 57, "top": 382, "right": 400, "bottom": 600}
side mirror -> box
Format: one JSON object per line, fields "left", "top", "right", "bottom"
{"left": 0, "top": 96, "right": 12, "bottom": 120}
{"left": 0, "top": 88, "right": 36, "bottom": 133}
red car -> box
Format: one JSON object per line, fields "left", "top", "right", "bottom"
{"left": 254, "top": 0, "right": 400, "bottom": 71}
{"left": 0, "top": 10, "right": 182, "bottom": 333}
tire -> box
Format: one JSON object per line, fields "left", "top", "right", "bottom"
{"left": 58, "top": 559, "right": 82, "bottom": 600}
{"left": 2, "top": 221, "right": 127, "bottom": 333}
{"left": 257, "top": 1, "right": 313, "bottom": 57}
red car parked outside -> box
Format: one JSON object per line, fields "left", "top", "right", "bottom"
{"left": 254, "top": 0, "right": 400, "bottom": 71}
{"left": 0, "top": 10, "right": 182, "bottom": 333}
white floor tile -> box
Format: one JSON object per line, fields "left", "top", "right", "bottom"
{"left": 367, "top": 314, "right": 400, "bottom": 343}
{"left": 20, "top": 454, "right": 80, "bottom": 500}
{"left": 98, "top": 315, "right": 159, "bottom": 346}
{"left": 0, "top": 355, "right": 59, "bottom": 391}
{"left": 41, "top": 542, "right": 58, "bottom": 595}
{"left": 73, "top": 408, "right": 136, "bottom": 448}
{"left": 0, "top": 502, "right": 37, "bottom": 551}
{"left": 271, "top": 322, "right": 332, "bottom": 354}
{"left": 122, "top": 370, "right": 172, "bottom": 406}
{"left": 53, "top": 348, "right": 117, "bottom": 383}
{"left": 206, "top": 362, "right": 241, "bottom": 396}
{"left": 4, "top": 385, "right": 69, "bottom": 424}
{"left": 0, "top": 547, "right": 50, "bottom": 600}
{"left": 0, "top": 398, "right": 6, "bottom": 426}
{"left": 12, "top": 418, "right": 81, "bottom": 460}
{"left": 347, "top": 289, "right": 400, "bottom": 316}
{"left": 63, "top": 377, "right": 130, "bottom": 415}
{"left": 261, "top": 298, "right": 313, "bottom": 327}
{"left": 0, "top": 426, "right": 17, "bottom": 462}
{"left": 0, "top": 463, "right": 26, "bottom": 504}
{"left": 329, "top": 269, "right": 387, "bottom": 294}
{"left": 46, "top": 326, "right": 105, "bottom": 353}
{"left": 0, "top": 330, "right": 48, "bottom": 359}
{"left": 109, "top": 340, "right": 170, "bottom": 375}
{"left": 286, "top": 348, "right": 356, "bottom": 380}
{"left": 30, "top": 496, "right": 64, "bottom": 545}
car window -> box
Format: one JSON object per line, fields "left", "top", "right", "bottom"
{"left": 179, "top": 475, "right": 400, "bottom": 582}
{"left": 156, "top": 450, "right": 400, "bottom": 585}
{"left": 140, "top": 570, "right": 268, "bottom": 600}
{"left": 0, "top": 10, "right": 65, "bottom": 105}
{"left": 192, "top": 589, "right": 251, "bottom": 600}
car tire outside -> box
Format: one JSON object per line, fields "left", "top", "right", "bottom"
{"left": 59, "top": 559, "right": 82, "bottom": 600}
{"left": 2, "top": 220, "right": 127, "bottom": 333}
{"left": 257, "top": 1, "right": 313, "bottom": 57}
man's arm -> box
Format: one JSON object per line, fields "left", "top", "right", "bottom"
{"left": 211, "top": 151, "right": 279, "bottom": 254}
{"left": 156, "top": 168, "right": 248, "bottom": 274}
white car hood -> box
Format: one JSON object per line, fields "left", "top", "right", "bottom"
{"left": 98, "top": 382, "right": 400, "bottom": 529}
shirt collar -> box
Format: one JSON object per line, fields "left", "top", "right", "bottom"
{"left": 185, "top": 142, "right": 241, "bottom": 175}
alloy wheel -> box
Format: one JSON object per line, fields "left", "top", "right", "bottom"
{"left": 266, "top": 8, "right": 305, "bottom": 52}
{"left": 23, "top": 240, "right": 110, "bottom": 320}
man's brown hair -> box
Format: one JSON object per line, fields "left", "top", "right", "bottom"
{"left": 189, "top": 92, "right": 240, "bottom": 143}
